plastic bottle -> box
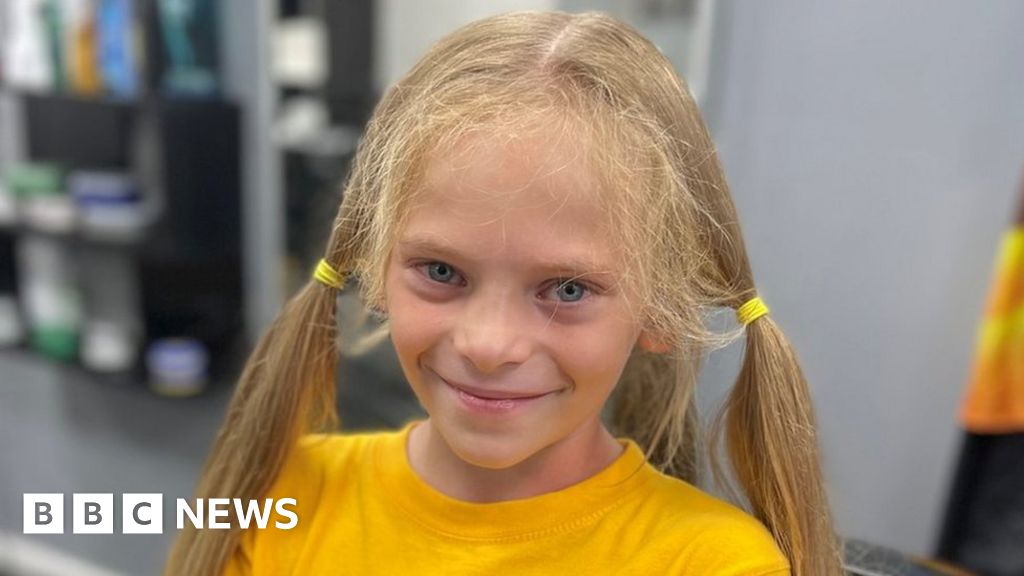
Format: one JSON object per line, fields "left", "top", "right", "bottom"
{"left": 17, "top": 234, "right": 82, "bottom": 361}
{"left": 79, "top": 247, "right": 140, "bottom": 372}
{"left": 2, "top": 0, "right": 55, "bottom": 91}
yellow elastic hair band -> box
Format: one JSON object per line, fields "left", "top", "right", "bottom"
{"left": 313, "top": 258, "right": 345, "bottom": 289}
{"left": 736, "top": 296, "right": 770, "bottom": 326}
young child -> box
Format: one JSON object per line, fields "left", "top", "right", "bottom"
{"left": 166, "top": 11, "right": 841, "bottom": 576}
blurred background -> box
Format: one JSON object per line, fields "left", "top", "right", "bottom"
{"left": 0, "top": 1, "right": 1022, "bottom": 575}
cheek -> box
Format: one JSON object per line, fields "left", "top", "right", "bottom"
{"left": 385, "top": 279, "right": 448, "bottom": 359}
{"left": 554, "top": 319, "right": 638, "bottom": 393}
{"left": 390, "top": 312, "right": 444, "bottom": 359}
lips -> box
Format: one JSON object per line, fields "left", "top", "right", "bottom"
{"left": 433, "top": 370, "right": 556, "bottom": 401}
{"left": 451, "top": 383, "right": 551, "bottom": 401}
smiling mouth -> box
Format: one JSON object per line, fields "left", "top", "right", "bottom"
{"left": 443, "top": 380, "right": 557, "bottom": 414}
{"left": 449, "top": 384, "right": 552, "bottom": 401}
{"left": 432, "top": 371, "right": 558, "bottom": 401}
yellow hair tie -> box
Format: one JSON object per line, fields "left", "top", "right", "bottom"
{"left": 736, "top": 296, "right": 769, "bottom": 326}
{"left": 313, "top": 258, "right": 345, "bottom": 289}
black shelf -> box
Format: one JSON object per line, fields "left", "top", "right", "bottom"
{"left": 0, "top": 87, "right": 246, "bottom": 388}
{"left": 0, "top": 221, "right": 152, "bottom": 252}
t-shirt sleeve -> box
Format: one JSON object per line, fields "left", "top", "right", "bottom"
{"left": 669, "top": 513, "right": 792, "bottom": 576}
{"left": 648, "top": 478, "right": 791, "bottom": 576}
{"left": 219, "top": 434, "right": 333, "bottom": 576}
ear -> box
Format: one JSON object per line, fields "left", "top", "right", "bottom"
{"left": 637, "top": 329, "right": 672, "bottom": 354}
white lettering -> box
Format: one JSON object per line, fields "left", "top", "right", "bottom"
{"left": 234, "top": 498, "right": 273, "bottom": 529}
{"left": 24, "top": 493, "right": 297, "bottom": 532}
{"left": 208, "top": 498, "right": 231, "bottom": 529}
{"left": 176, "top": 498, "right": 203, "bottom": 529}
{"left": 275, "top": 498, "right": 298, "bottom": 529}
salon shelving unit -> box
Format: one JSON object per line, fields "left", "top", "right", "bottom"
{"left": 0, "top": 86, "right": 246, "bottom": 386}
{"left": 0, "top": 3, "right": 282, "bottom": 575}
{"left": 0, "top": 0, "right": 269, "bottom": 389}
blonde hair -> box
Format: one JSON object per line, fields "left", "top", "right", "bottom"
{"left": 165, "top": 11, "right": 841, "bottom": 575}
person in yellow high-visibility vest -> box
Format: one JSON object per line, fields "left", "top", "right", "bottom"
{"left": 961, "top": 178, "right": 1024, "bottom": 433}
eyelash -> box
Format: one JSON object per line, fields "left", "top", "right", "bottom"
{"left": 412, "top": 261, "right": 598, "bottom": 305}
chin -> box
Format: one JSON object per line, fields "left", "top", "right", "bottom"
{"left": 439, "top": 423, "right": 539, "bottom": 470}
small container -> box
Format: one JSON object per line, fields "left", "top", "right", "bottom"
{"left": 9, "top": 163, "right": 75, "bottom": 234}
{"left": 81, "top": 319, "right": 136, "bottom": 373}
{"left": 68, "top": 170, "right": 146, "bottom": 240}
{"left": 146, "top": 337, "right": 209, "bottom": 397}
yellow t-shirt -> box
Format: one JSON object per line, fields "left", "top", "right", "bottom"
{"left": 222, "top": 420, "right": 790, "bottom": 575}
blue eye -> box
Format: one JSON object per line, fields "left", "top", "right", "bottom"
{"left": 425, "top": 262, "right": 460, "bottom": 284}
{"left": 552, "top": 279, "right": 588, "bottom": 303}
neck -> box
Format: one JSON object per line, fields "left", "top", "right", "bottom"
{"left": 407, "top": 418, "right": 624, "bottom": 503}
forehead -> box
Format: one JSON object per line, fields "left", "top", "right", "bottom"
{"left": 398, "top": 126, "right": 619, "bottom": 271}
{"left": 427, "top": 122, "right": 596, "bottom": 202}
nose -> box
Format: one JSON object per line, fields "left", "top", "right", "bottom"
{"left": 452, "top": 285, "right": 532, "bottom": 374}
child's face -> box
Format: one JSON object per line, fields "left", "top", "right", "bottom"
{"left": 383, "top": 127, "right": 653, "bottom": 470}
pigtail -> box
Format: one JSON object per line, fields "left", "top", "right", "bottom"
{"left": 684, "top": 119, "right": 844, "bottom": 572}
{"left": 711, "top": 313, "right": 843, "bottom": 575}
{"left": 161, "top": 279, "right": 342, "bottom": 576}
{"left": 163, "top": 132, "right": 378, "bottom": 576}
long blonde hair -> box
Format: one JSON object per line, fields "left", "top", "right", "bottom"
{"left": 165, "top": 11, "right": 841, "bottom": 575}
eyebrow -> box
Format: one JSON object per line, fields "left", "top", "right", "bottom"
{"left": 397, "top": 236, "right": 616, "bottom": 278}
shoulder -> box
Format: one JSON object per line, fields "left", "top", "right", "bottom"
{"left": 637, "top": 473, "right": 791, "bottom": 575}
{"left": 290, "top": 429, "right": 381, "bottom": 471}
{"left": 228, "top": 428, "right": 400, "bottom": 573}
{"left": 270, "top": 427, "right": 394, "bottom": 495}
{"left": 253, "top": 426, "right": 401, "bottom": 522}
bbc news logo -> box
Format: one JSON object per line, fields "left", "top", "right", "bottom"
{"left": 23, "top": 494, "right": 298, "bottom": 534}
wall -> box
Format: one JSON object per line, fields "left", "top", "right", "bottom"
{"left": 701, "top": 0, "right": 1024, "bottom": 555}
{"left": 374, "top": 0, "right": 556, "bottom": 91}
